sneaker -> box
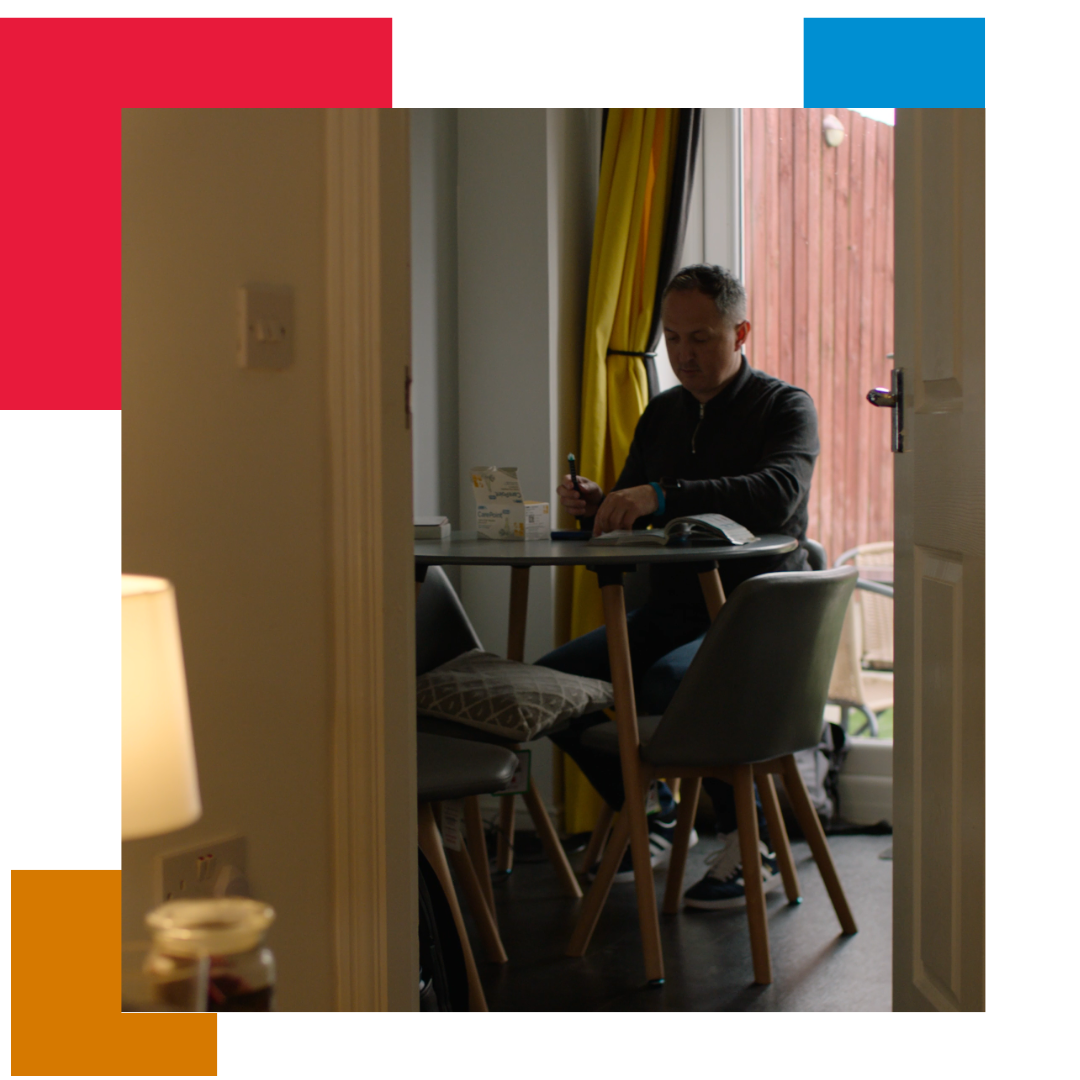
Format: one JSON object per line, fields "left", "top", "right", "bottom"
{"left": 682, "top": 831, "right": 783, "bottom": 910}
{"left": 589, "top": 814, "right": 699, "bottom": 884}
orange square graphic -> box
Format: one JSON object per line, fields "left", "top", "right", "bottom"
{"left": 11, "top": 870, "right": 217, "bottom": 1076}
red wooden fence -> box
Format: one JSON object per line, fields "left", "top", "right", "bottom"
{"left": 743, "top": 108, "right": 895, "bottom": 565}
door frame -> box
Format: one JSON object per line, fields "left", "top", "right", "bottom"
{"left": 892, "top": 107, "right": 985, "bottom": 1012}
{"left": 326, "top": 108, "right": 417, "bottom": 1011}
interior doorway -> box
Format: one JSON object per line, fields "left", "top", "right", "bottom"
{"left": 742, "top": 106, "right": 896, "bottom": 566}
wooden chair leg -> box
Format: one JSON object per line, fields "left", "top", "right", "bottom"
{"left": 464, "top": 795, "right": 496, "bottom": 921}
{"left": 522, "top": 782, "right": 583, "bottom": 898}
{"left": 757, "top": 771, "right": 801, "bottom": 903}
{"left": 417, "top": 803, "right": 488, "bottom": 1011}
{"left": 779, "top": 755, "right": 857, "bottom": 935}
{"left": 566, "top": 806, "right": 631, "bottom": 957}
{"left": 447, "top": 843, "right": 508, "bottom": 964}
{"left": 496, "top": 794, "right": 515, "bottom": 873}
{"left": 662, "top": 777, "right": 701, "bottom": 915}
{"left": 734, "top": 765, "right": 772, "bottom": 985}
{"left": 578, "top": 804, "right": 615, "bottom": 876}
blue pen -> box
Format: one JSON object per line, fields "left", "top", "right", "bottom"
{"left": 568, "top": 452, "right": 582, "bottom": 495}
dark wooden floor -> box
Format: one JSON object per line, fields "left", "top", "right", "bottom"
{"left": 466, "top": 828, "right": 892, "bottom": 1011}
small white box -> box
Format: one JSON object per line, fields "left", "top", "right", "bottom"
{"left": 524, "top": 501, "right": 549, "bottom": 540}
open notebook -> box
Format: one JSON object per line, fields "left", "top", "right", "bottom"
{"left": 588, "top": 512, "right": 758, "bottom": 547}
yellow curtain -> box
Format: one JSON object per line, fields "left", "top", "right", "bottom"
{"left": 562, "top": 108, "right": 680, "bottom": 835}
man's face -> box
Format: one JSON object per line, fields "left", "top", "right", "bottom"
{"left": 661, "top": 288, "right": 750, "bottom": 403}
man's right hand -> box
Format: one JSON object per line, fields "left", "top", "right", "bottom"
{"left": 556, "top": 474, "right": 603, "bottom": 518}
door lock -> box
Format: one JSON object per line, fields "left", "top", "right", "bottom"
{"left": 867, "top": 368, "right": 904, "bottom": 452}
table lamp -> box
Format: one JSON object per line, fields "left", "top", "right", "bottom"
{"left": 122, "top": 575, "right": 201, "bottom": 841}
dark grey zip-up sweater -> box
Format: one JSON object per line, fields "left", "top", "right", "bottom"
{"left": 605, "top": 356, "right": 819, "bottom": 619}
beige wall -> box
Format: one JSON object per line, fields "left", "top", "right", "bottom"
{"left": 122, "top": 109, "right": 336, "bottom": 1010}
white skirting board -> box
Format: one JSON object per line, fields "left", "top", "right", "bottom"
{"left": 838, "top": 736, "right": 893, "bottom": 825}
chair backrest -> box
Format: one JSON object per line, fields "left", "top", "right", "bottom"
{"left": 833, "top": 541, "right": 893, "bottom": 669}
{"left": 801, "top": 538, "right": 828, "bottom": 572}
{"left": 642, "top": 567, "right": 857, "bottom": 768}
{"left": 834, "top": 540, "right": 893, "bottom": 571}
{"left": 415, "top": 566, "right": 483, "bottom": 675}
{"left": 826, "top": 587, "right": 866, "bottom": 706}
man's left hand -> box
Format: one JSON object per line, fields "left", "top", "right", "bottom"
{"left": 593, "top": 485, "right": 659, "bottom": 535}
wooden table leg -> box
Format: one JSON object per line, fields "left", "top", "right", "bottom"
{"left": 507, "top": 566, "right": 530, "bottom": 663}
{"left": 697, "top": 567, "right": 726, "bottom": 621}
{"left": 601, "top": 581, "right": 665, "bottom": 985}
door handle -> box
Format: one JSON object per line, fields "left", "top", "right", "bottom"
{"left": 867, "top": 368, "right": 904, "bottom": 452}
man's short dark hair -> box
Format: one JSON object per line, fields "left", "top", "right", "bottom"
{"left": 662, "top": 264, "right": 747, "bottom": 326}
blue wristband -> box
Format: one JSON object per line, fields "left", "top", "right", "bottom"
{"left": 648, "top": 481, "right": 665, "bottom": 516}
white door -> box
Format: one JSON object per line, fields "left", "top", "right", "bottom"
{"left": 891, "top": 109, "right": 985, "bottom": 1011}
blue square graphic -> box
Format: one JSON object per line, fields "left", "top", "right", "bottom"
{"left": 804, "top": 18, "right": 984, "bottom": 108}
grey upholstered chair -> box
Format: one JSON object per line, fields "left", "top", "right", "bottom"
{"left": 416, "top": 732, "right": 517, "bottom": 1012}
{"left": 415, "top": 567, "right": 583, "bottom": 903}
{"left": 567, "top": 566, "right": 859, "bottom": 985}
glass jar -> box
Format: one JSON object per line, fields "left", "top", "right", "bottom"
{"left": 146, "top": 897, "right": 276, "bottom": 1011}
{"left": 122, "top": 940, "right": 208, "bottom": 1012}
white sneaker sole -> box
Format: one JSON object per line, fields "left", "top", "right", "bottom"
{"left": 682, "top": 868, "right": 785, "bottom": 910}
{"left": 605, "top": 828, "right": 700, "bottom": 885}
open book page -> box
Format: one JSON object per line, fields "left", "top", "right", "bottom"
{"left": 588, "top": 514, "right": 758, "bottom": 547}
{"left": 587, "top": 529, "right": 667, "bottom": 546}
{"left": 668, "top": 513, "right": 758, "bottom": 545}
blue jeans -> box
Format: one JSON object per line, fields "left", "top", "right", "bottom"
{"left": 536, "top": 605, "right": 766, "bottom": 838}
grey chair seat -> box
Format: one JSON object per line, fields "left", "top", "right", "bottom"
{"left": 580, "top": 715, "right": 663, "bottom": 756}
{"left": 417, "top": 733, "right": 517, "bottom": 804}
{"left": 415, "top": 565, "right": 584, "bottom": 901}
{"left": 566, "top": 566, "right": 859, "bottom": 988}
{"left": 417, "top": 711, "right": 574, "bottom": 745}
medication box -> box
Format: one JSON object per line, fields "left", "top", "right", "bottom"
{"left": 524, "top": 501, "right": 550, "bottom": 541}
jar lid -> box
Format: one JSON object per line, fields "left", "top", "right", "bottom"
{"left": 146, "top": 898, "right": 275, "bottom": 957}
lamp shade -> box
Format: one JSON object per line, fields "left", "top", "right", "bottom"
{"left": 122, "top": 575, "right": 202, "bottom": 840}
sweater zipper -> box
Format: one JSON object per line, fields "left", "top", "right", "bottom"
{"left": 691, "top": 402, "right": 705, "bottom": 454}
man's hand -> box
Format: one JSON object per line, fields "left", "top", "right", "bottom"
{"left": 592, "top": 484, "right": 659, "bottom": 535}
{"left": 556, "top": 474, "right": 604, "bottom": 518}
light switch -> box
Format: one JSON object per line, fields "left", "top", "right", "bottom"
{"left": 238, "top": 284, "right": 293, "bottom": 370}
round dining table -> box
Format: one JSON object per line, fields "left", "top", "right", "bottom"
{"left": 414, "top": 530, "right": 799, "bottom": 984}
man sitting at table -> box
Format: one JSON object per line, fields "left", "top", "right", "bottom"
{"left": 537, "top": 263, "right": 819, "bottom": 910}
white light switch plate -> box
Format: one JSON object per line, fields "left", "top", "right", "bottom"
{"left": 159, "top": 835, "right": 250, "bottom": 902}
{"left": 238, "top": 284, "right": 293, "bottom": 370}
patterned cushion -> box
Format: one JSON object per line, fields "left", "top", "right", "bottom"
{"left": 415, "top": 650, "right": 614, "bottom": 742}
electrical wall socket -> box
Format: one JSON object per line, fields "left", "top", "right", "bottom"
{"left": 159, "top": 836, "right": 249, "bottom": 903}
